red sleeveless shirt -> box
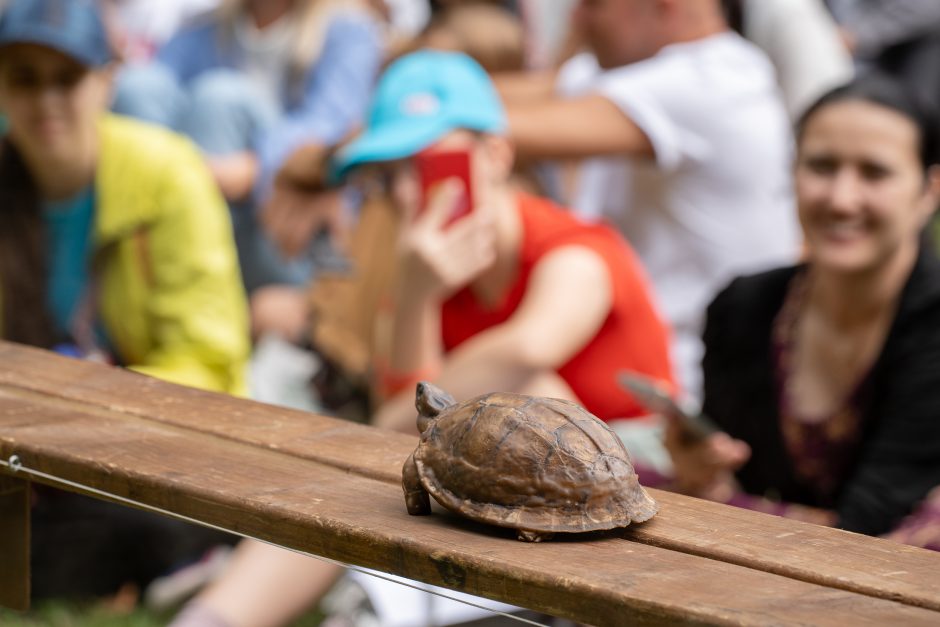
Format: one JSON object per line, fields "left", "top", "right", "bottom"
{"left": 441, "top": 193, "right": 675, "bottom": 421}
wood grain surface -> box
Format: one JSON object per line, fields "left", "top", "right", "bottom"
{"left": 1, "top": 342, "right": 939, "bottom": 624}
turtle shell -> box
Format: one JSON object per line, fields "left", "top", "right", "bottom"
{"left": 414, "top": 392, "right": 657, "bottom": 534}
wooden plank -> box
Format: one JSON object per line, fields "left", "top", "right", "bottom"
{"left": 0, "top": 343, "right": 407, "bottom": 482}
{"left": 0, "top": 474, "right": 29, "bottom": 611}
{"left": 1, "top": 388, "right": 940, "bottom": 625}
{"left": 1, "top": 341, "right": 939, "bottom": 612}
{"left": 625, "top": 492, "right": 940, "bottom": 611}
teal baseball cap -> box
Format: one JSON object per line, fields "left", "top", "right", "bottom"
{"left": 0, "top": 0, "right": 113, "bottom": 68}
{"left": 333, "top": 50, "right": 507, "bottom": 177}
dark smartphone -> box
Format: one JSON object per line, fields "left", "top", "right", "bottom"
{"left": 617, "top": 371, "right": 720, "bottom": 442}
{"left": 415, "top": 148, "right": 473, "bottom": 227}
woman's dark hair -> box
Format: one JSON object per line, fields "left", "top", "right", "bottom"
{"left": 796, "top": 72, "right": 940, "bottom": 171}
{"left": 0, "top": 138, "right": 55, "bottom": 348}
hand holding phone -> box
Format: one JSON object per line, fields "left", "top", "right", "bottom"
{"left": 415, "top": 148, "right": 474, "bottom": 227}
{"left": 617, "top": 371, "right": 720, "bottom": 442}
{"left": 396, "top": 148, "right": 494, "bottom": 298}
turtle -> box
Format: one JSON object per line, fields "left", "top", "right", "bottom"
{"left": 402, "top": 382, "right": 658, "bottom": 542}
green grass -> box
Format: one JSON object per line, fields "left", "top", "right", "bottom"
{"left": 0, "top": 602, "right": 324, "bottom": 626}
{"left": 0, "top": 601, "right": 175, "bottom": 627}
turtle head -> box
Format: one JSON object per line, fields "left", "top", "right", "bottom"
{"left": 415, "top": 382, "right": 456, "bottom": 433}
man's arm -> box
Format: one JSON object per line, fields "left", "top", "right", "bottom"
{"left": 492, "top": 70, "right": 559, "bottom": 104}
{"left": 506, "top": 94, "right": 654, "bottom": 160}
{"left": 373, "top": 245, "right": 614, "bottom": 432}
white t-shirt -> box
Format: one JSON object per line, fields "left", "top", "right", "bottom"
{"left": 234, "top": 13, "right": 296, "bottom": 114}
{"left": 558, "top": 33, "right": 800, "bottom": 403}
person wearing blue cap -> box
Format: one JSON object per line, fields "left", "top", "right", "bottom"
{"left": 335, "top": 50, "right": 673, "bottom": 431}
{"left": 166, "top": 49, "right": 674, "bottom": 627}
{"left": 0, "top": 0, "right": 249, "bottom": 393}
{"left": 0, "top": 0, "right": 248, "bottom": 601}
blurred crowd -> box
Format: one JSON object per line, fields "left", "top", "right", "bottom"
{"left": 2, "top": 0, "right": 940, "bottom": 625}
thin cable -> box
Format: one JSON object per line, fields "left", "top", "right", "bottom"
{"left": 0, "top": 455, "right": 549, "bottom": 627}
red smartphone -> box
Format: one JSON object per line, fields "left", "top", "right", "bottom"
{"left": 415, "top": 148, "right": 474, "bottom": 227}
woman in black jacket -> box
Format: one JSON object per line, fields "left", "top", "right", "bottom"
{"left": 666, "top": 74, "right": 940, "bottom": 548}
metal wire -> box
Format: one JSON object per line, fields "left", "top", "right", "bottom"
{"left": 0, "top": 454, "right": 549, "bottom": 627}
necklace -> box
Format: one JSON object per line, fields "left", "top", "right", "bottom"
{"left": 772, "top": 271, "right": 869, "bottom": 502}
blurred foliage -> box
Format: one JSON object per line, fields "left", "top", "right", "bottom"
{"left": 0, "top": 601, "right": 324, "bottom": 626}
{"left": 0, "top": 601, "right": 175, "bottom": 627}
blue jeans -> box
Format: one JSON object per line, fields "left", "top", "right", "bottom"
{"left": 114, "top": 65, "right": 316, "bottom": 293}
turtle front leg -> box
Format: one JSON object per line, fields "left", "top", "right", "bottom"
{"left": 402, "top": 452, "right": 430, "bottom": 515}
{"left": 517, "top": 530, "right": 554, "bottom": 542}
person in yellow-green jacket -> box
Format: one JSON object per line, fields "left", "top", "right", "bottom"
{"left": 0, "top": 0, "right": 249, "bottom": 602}
{"left": 0, "top": 1, "right": 249, "bottom": 396}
